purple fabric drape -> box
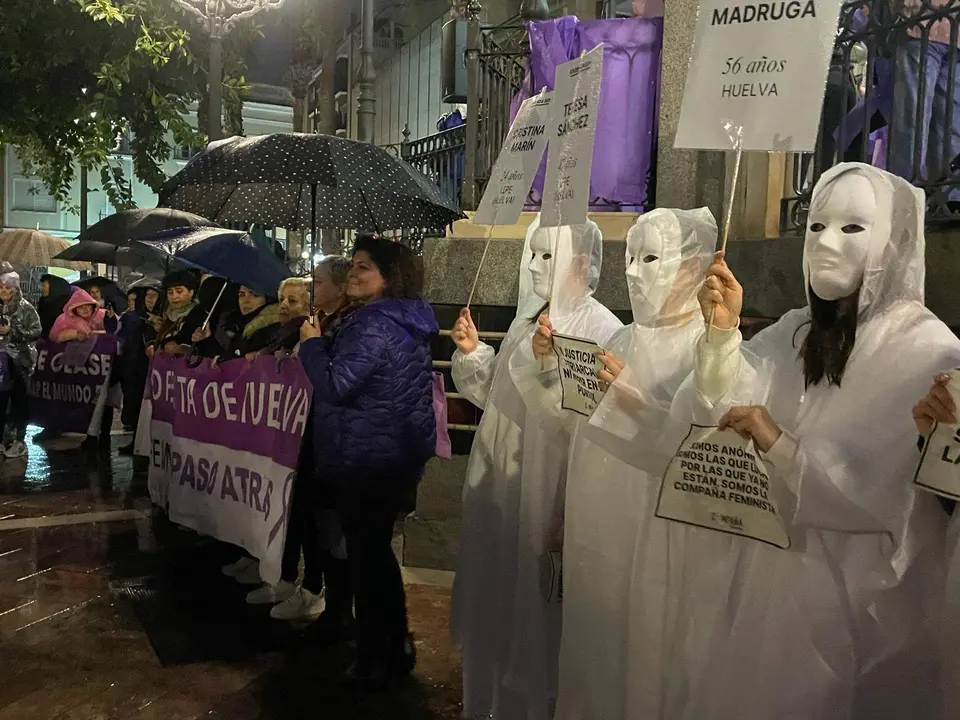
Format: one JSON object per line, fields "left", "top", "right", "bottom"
{"left": 521, "top": 16, "right": 662, "bottom": 210}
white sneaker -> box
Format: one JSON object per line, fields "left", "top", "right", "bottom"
{"left": 270, "top": 587, "right": 325, "bottom": 621}
{"left": 221, "top": 556, "right": 257, "bottom": 578}
{"left": 235, "top": 560, "right": 263, "bottom": 586}
{"left": 246, "top": 580, "right": 297, "bottom": 605}
{"left": 4, "top": 441, "right": 26, "bottom": 459}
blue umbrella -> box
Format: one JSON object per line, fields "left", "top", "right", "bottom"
{"left": 132, "top": 227, "right": 290, "bottom": 297}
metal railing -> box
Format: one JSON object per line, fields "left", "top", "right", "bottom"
{"left": 401, "top": 124, "right": 468, "bottom": 209}
{"left": 396, "top": 23, "right": 529, "bottom": 212}
{"left": 783, "top": 0, "right": 960, "bottom": 231}
{"left": 467, "top": 28, "right": 530, "bottom": 209}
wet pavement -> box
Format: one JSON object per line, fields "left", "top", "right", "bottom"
{"left": 0, "top": 427, "right": 463, "bottom": 719}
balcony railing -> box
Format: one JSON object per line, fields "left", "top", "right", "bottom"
{"left": 782, "top": 0, "right": 960, "bottom": 232}
{"left": 402, "top": 124, "right": 468, "bottom": 210}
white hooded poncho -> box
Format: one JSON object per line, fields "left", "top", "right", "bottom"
{"left": 553, "top": 207, "right": 717, "bottom": 720}
{"left": 451, "top": 215, "right": 621, "bottom": 720}
{"left": 658, "top": 163, "right": 960, "bottom": 720}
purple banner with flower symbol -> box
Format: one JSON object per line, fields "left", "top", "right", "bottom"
{"left": 138, "top": 353, "right": 313, "bottom": 585}
{"left": 28, "top": 336, "right": 118, "bottom": 433}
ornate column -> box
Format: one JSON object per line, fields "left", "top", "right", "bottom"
{"left": 356, "top": 0, "right": 377, "bottom": 144}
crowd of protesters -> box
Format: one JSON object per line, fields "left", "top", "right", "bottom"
{"left": 0, "top": 234, "right": 439, "bottom": 689}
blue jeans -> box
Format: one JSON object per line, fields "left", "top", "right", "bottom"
{"left": 891, "top": 38, "right": 960, "bottom": 200}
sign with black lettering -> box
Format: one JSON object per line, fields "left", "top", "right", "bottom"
{"left": 541, "top": 45, "right": 604, "bottom": 227}
{"left": 553, "top": 333, "right": 604, "bottom": 417}
{"left": 674, "top": 0, "right": 843, "bottom": 151}
{"left": 914, "top": 371, "right": 960, "bottom": 499}
{"left": 474, "top": 92, "right": 554, "bottom": 226}
{"left": 656, "top": 424, "right": 790, "bottom": 549}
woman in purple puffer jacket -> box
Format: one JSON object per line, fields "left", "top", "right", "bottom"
{"left": 299, "top": 234, "right": 438, "bottom": 687}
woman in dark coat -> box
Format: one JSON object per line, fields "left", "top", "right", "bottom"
{"left": 118, "top": 284, "right": 158, "bottom": 452}
{"left": 299, "top": 235, "right": 437, "bottom": 686}
{"left": 37, "top": 274, "right": 73, "bottom": 337}
{"left": 193, "top": 285, "right": 281, "bottom": 362}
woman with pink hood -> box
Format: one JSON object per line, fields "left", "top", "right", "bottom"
{"left": 50, "top": 289, "right": 106, "bottom": 343}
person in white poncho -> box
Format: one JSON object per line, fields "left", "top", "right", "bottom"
{"left": 450, "top": 214, "right": 620, "bottom": 720}
{"left": 668, "top": 162, "right": 960, "bottom": 720}
{"left": 552, "top": 207, "right": 717, "bottom": 720}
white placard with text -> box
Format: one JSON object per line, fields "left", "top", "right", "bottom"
{"left": 541, "top": 45, "right": 604, "bottom": 227}
{"left": 674, "top": 0, "right": 843, "bottom": 151}
{"left": 553, "top": 333, "right": 605, "bottom": 417}
{"left": 914, "top": 370, "right": 960, "bottom": 500}
{"left": 474, "top": 93, "right": 554, "bottom": 226}
{"left": 656, "top": 425, "right": 790, "bottom": 549}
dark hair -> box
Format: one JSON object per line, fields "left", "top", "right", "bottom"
{"left": 319, "top": 256, "right": 350, "bottom": 286}
{"left": 794, "top": 287, "right": 859, "bottom": 388}
{"left": 163, "top": 269, "right": 199, "bottom": 292}
{"left": 352, "top": 234, "right": 424, "bottom": 299}
{"left": 530, "top": 301, "right": 549, "bottom": 323}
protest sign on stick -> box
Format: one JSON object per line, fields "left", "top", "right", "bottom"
{"left": 541, "top": 46, "right": 604, "bottom": 228}
{"left": 656, "top": 424, "right": 790, "bottom": 549}
{"left": 914, "top": 370, "right": 960, "bottom": 500}
{"left": 468, "top": 92, "right": 555, "bottom": 309}
{"left": 474, "top": 91, "right": 554, "bottom": 228}
{"left": 552, "top": 333, "right": 605, "bottom": 417}
{"left": 141, "top": 354, "right": 313, "bottom": 585}
{"left": 674, "top": 0, "right": 843, "bottom": 151}
{"left": 28, "top": 336, "right": 119, "bottom": 433}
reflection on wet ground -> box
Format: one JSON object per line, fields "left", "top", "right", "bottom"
{"left": 0, "top": 428, "right": 462, "bottom": 719}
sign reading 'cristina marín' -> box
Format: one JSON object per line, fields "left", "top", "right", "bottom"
{"left": 711, "top": 0, "right": 816, "bottom": 25}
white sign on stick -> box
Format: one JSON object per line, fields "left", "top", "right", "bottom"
{"left": 474, "top": 93, "right": 554, "bottom": 226}
{"left": 656, "top": 425, "right": 791, "bottom": 549}
{"left": 674, "top": 0, "right": 843, "bottom": 151}
{"left": 553, "top": 333, "right": 605, "bottom": 417}
{"left": 914, "top": 370, "right": 960, "bottom": 500}
{"left": 541, "top": 45, "right": 604, "bottom": 227}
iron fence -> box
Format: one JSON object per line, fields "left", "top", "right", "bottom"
{"left": 402, "top": 124, "right": 468, "bottom": 209}
{"left": 783, "top": 0, "right": 960, "bottom": 231}
{"left": 464, "top": 27, "right": 530, "bottom": 209}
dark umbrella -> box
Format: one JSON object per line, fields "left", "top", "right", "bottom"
{"left": 75, "top": 208, "right": 216, "bottom": 245}
{"left": 157, "top": 133, "right": 465, "bottom": 238}
{"left": 53, "top": 241, "right": 165, "bottom": 274}
{"left": 132, "top": 227, "right": 291, "bottom": 298}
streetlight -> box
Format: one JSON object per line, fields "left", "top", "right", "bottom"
{"left": 171, "top": 0, "right": 287, "bottom": 141}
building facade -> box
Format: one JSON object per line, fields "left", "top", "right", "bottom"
{"left": 1, "top": 99, "right": 294, "bottom": 238}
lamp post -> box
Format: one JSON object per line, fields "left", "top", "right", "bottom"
{"left": 171, "top": 0, "right": 287, "bottom": 141}
{"left": 356, "top": 0, "right": 376, "bottom": 144}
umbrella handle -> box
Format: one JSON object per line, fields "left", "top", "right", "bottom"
{"left": 202, "top": 282, "right": 229, "bottom": 331}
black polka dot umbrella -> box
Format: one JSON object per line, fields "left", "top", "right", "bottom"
{"left": 157, "top": 134, "right": 465, "bottom": 239}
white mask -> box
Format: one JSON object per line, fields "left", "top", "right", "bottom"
{"left": 804, "top": 172, "right": 876, "bottom": 302}
{"left": 625, "top": 212, "right": 682, "bottom": 325}
{"left": 528, "top": 227, "right": 557, "bottom": 302}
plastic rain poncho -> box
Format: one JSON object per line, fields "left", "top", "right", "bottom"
{"left": 552, "top": 207, "right": 717, "bottom": 720}
{"left": 659, "top": 163, "right": 960, "bottom": 720}
{"left": 451, "top": 215, "right": 620, "bottom": 720}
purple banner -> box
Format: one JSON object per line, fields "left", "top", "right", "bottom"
{"left": 145, "top": 354, "right": 310, "bottom": 463}
{"left": 28, "top": 336, "right": 118, "bottom": 433}
{"left": 142, "top": 354, "right": 313, "bottom": 585}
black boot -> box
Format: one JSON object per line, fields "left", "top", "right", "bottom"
{"left": 385, "top": 632, "right": 416, "bottom": 678}
{"left": 311, "top": 557, "right": 355, "bottom": 643}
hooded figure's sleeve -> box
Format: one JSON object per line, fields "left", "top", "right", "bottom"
{"left": 452, "top": 341, "right": 498, "bottom": 409}
{"left": 508, "top": 331, "right": 562, "bottom": 418}
{"left": 299, "top": 316, "right": 387, "bottom": 403}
